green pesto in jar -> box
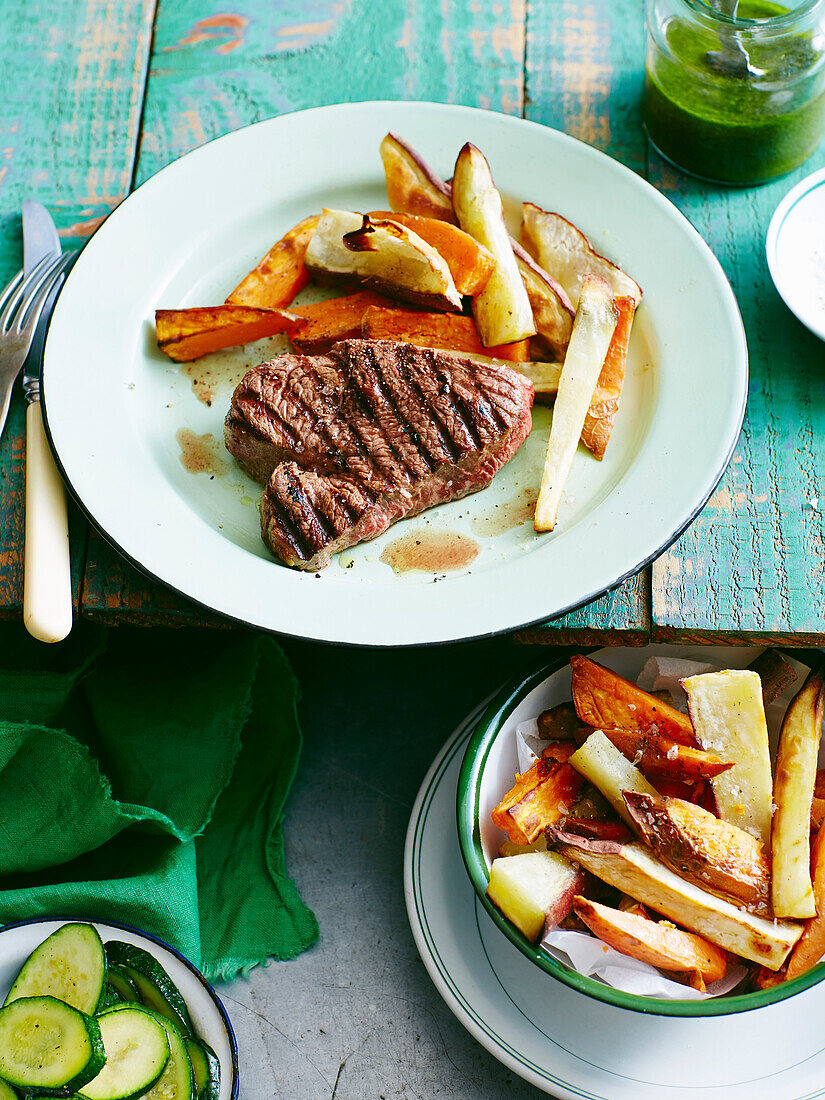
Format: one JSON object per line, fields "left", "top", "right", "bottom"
{"left": 645, "top": 0, "right": 825, "bottom": 184}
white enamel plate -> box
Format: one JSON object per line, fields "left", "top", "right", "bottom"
{"left": 405, "top": 646, "right": 825, "bottom": 1098}
{"left": 43, "top": 102, "right": 747, "bottom": 645}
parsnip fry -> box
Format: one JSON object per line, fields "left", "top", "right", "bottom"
{"left": 570, "top": 655, "right": 696, "bottom": 746}
{"left": 513, "top": 360, "right": 563, "bottom": 399}
{"left": 550, "top": 834, "right": 802, "bottom": 969}
{"left": 569, "top": 731, "right": 659, "bottom": 827}
{"left": 226, "top": 214, "right": 320, "bottom": 309}
{"left": 682, "top": 670, "right": 773, "bottom": 847}
{"left": 772, "top": 666, "right": 825, "bottom": 918}
{"left": 623, "top": 791, "right": 771, "bottom": 912}
{"left": 533, "top": 275, "right": 617, "bottom": 531}
{"left": 573, "top": 896, "right": 728, "bottom": 984}
{"left": 451, "top": 143, "right": 536, "bottom": 346}
{"left": 511, "top": 243, "right": 575, "bottom": 359}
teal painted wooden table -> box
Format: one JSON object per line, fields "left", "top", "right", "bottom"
{"left": 1, "top": 0, "right": 824, "bottom": 647}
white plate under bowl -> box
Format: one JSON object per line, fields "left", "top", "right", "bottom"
{"left": 767, "top": 166, "right": 825, "bottom": 343}
{"left": 0, "top": 918, "right": 238, "bottom": 1099}
{"left": 405, "top": 647, "right": 825, "bottom": 1097}
{"left": 42, "top": 101, "right": 747, "bottom": 646}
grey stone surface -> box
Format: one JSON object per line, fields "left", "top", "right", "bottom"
{"left": 217, "top": 637, "right": 556, "bottom": 1099}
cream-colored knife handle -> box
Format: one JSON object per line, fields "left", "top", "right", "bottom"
{"left": 24, "top": 401, "right": 72, "bottom": 643}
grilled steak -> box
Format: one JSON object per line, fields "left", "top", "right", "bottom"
{"left": 225, "top": 339, "right": 534, "bottom": 569}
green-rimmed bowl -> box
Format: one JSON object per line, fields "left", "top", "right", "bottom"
{"left": 456, "top": 643, "right": 825, "bottom": 1017}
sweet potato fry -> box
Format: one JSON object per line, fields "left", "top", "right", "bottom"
{"left": 368, "top": 211, "right": 495, "bottom": 295}
{"left": 572, "top": 896, "right": 728, "bottom": 986}
{"left": 815, "top": 770, "right": 825, "bottom": 800}
{"left": 361, "top": 305, "right": 529, "bottom": 362}
{"left": 570, "top": 655, "right": 696, "bottom": 746}
{"left": 812, "top": 798, "right": 825, "bottom": 833}
{"left": 380, "top": 132, "right": 457, "bottom": 223}
{"left": 598, "top": 727, "right": 733, "bottom": 783}
{"left": 781, "top": 826, "right": 825, "bottom": 981}
{"left": 226, "top": 215, "right": 320, "bottom": 309}
{"left": 492, "top": 747, "right": 584, "bottom": 845}
{"left": 290, "top": 291, "right": 399, "bottom": 353}
{"left": 580, "top": 295, "right": 636, "bottom": 460}
{"left": 622, "top": 791, "right": 771, "bottom": 913}
{"left": 749, "top": 648, "right": 798, "bottom": 705}
{"left": 772, "top": 665, "right": 825, "bottom": 918}
{"left": 556, "top": 817, "right": 631, "bottom": 842}
{"left": 155, "top": 305, "right": 304, "bottom": 363}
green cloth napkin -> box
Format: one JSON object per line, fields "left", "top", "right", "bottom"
{"left": 0, "top": 623, "right": 318, "bottom": 982}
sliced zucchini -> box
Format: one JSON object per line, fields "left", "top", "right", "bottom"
{"left": 104, "top": 946, "right": 191, "bottom": 1039}
{"left": 0, "top": 996, "right": 105, "bottom": 1091}
{"left": 184, "top": 1039, "right": 220, "bottom": 1100}
{"left": 104, "top": 970, "right": 139, "bottom": 1006}
{"left": 139, "top": 1013, "right": 193, "bottom": 1100}
{"left": 80, "top": 1006, "right": 169, "bottom": 1100}
{"left": 5, "top": 925, "right": 106, "bottom": 1016}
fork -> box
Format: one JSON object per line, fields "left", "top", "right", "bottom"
{"left": 0, "top": 252, "right": 73, "bottom": 642}
{"left": 0, "top": 253, "right": 72, "bottom": 433}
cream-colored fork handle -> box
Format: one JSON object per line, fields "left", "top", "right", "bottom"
{"left": 23, "top": 402, "right": 72, "bottom": 643}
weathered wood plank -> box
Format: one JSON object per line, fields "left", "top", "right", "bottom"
{"left": 84, "top": 0, "right": 529, "bottom": 622}
{"left": 517, "top": 0, "right": 650, "bottom": 642}
{"left": 0, "top": 0, "right": 157, "bottom": 619}
{"left": 648, "top": 145, "right": 825, "bottom": 641}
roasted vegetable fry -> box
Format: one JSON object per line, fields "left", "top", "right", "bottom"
{"left": 511, "top": 242, "right": 575, "bottom": 360}
{"left": 537, "top": 702, "right": 582, "bottom": 740}
{"left": 683, "top": 670, "right": 773, "bottom": 847}
{"left": 598, "top": 727, "right": 734, "bottom": 784}
{"left": 361, "top": 305, "right": 529, "bottom": 361}
{"left": 289, "top": 291, "right": 399, "bottom": 353}
{"left": 534, "top": 275, "right": 617, "bottom": 531}
{"left": 380, "top": 132, "right": 457, "bottom": 223}
{"left": 572, "top": 895, "right": 728, "bottom": 986}
{"left": 622, "top": 791, "right": 771, "bottom": 913}
{"left": 487, "top": 851, "right": 585, "bottom": 940}
{"left": 749, "top": 648, "right": 798, "bottom": 705}
{"left": 772, "top": 666, "right": 825, "bottom": 918}
{"left": 521, "top": 203, "right": 642, "bottom": 309}
{"left": 452, "top": 143, "right": 536, "bottom": 347}
{"left": 492, "top": 746, "right": 583, "bottom": 845}
{"left": 226, "top": 215, "right": 320, "bottom": 309}
{"left": 549, "top": 832, "right": 802, "bottom": 969}
{"left": 570, "top": 655, "right": 696, "bottom": 746}
{"left": 304, "top": 211, "right": 462, "bottom": 311}
{"left": 781, "top": 826, "right": 825, "bottom": 980}
{"left": 155, "top": 305, "right": 303, "bottom": 363}
{"left": 368, "top": 210, "right": 495, "bottom": 295}
{"left": 581, "top": 295, "right": 636, "bottom": 460}
{"left": 569, "top": 730, "right": 659, "bottom": 826}
{"left": 556, "top": 817, "right": 631, "bottom": 842}
{"left": 514, "top": 360, "right": 563, "bottom": 400}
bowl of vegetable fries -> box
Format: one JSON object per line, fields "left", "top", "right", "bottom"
{"left": 457, "top": 645, "right": 825, "bottom": 1016}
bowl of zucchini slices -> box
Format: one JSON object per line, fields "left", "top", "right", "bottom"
{"left": 0, "top": 919, "right": 237, "bottom": 1099}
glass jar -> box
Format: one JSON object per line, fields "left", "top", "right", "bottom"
{"left": 644, "top": 0, "right": 825, "bottom": 184}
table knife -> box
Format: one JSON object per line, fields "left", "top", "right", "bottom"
{"left": 21, "top": 201, "right": 73, "bottom": 643}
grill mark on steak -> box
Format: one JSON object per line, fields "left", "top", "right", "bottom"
{"left": 225, "top": 340, "right": 534, "bottom": 570}
{"left": 393, "top": 346, "right": 465, "bottom": 464}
